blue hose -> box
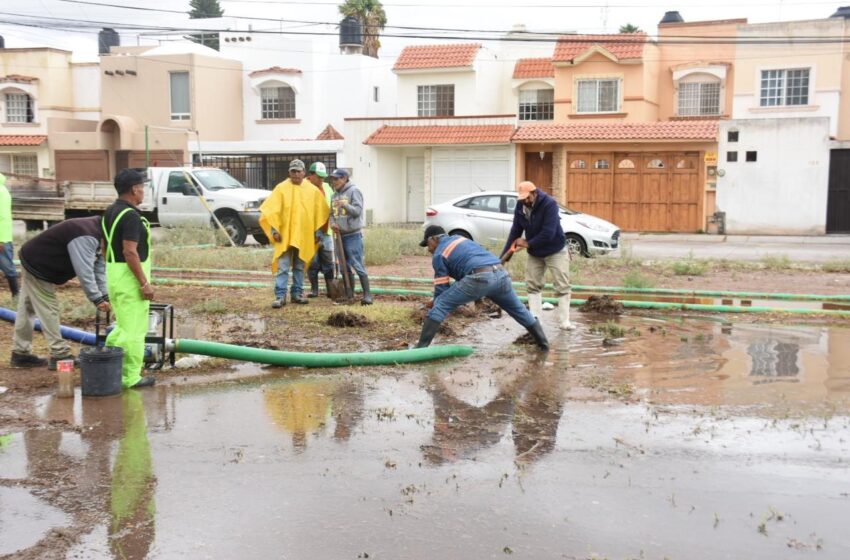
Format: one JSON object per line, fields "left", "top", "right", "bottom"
{"left": 0, "top": 307, "right": 97, "bottom": 346}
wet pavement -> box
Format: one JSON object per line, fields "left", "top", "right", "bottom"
{"left": 1, "top": 313, "right": 849, "bottom": 559}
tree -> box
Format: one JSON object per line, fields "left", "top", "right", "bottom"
{"left": 618, "top": 23, "right": 641, "bottom": 33}
{"left": 338, "top": 0, "right": 387, "bottom": 58}
{"left": 187, "top": 0, "right": 224, "bottom": 51}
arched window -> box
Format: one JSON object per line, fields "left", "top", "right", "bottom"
{"left": 647, "top": 158, "right": 665, "bottom": 169}
{"left": 570, "top": 159, "right": 587, "bottom": 169}
{"left": 3, "top": 90, "right": 34, "bottom": 123}
{"left": 518, "top": 87, "right": 554, "bottom": 121}
{"left": 260, "top": 84, "right": 296, "bottom": 119}
{"left": 677, "top": 72, "right": 721, "bottom": 116}
{"left": 594, "top": 159, "right": 610, "bottom": 169}
{"left": 676, "top": 158, "right": 695, "bottom": 169}
{"left": 617, "top": 159, "right": 635, "bottom": 169}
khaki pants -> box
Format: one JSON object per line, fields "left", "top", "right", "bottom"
{"left": 525, "top": 247, "right": 571, "bottom": 297}
{"left": 13, "top": 268, "right": 71, "bottom": 357}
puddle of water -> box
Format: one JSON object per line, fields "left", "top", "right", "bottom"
{"left": 585, "top": 291, "right": 850, "bottom": 312}
{"left": 0, "top": 486, "right": 70, "bottom": 555}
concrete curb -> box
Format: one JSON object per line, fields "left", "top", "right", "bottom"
{"left": 620, "top": 233, "right": 850, "bottom": 246}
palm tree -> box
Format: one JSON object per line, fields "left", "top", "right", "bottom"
{"left": 338, "top": 0, "right": 387, "bottom": 58}
{"left": 618, "top": 23, "right": 641, "bottom": 33}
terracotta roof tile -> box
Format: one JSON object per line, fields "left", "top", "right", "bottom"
{"left": 0, "top": 135, "right": 48, "bottom": 146}
{"left": 513, "top": 58, "right": 554, "bottom": 79}
{"left": 365, "top": 125, "right": 514, "bottom": 145}
{"left": 248, "top": 66, "right": 302, "bottom": 78}
{"left": 316, "top": 124, "right": 344, "bottom": 141}
{"left": 393, "top": 44, "right": 481, "bottom": 71}
{"left": 553, "top": 33, "right": 647, "bottom": 62}
{"left": 512, "top": 121, "right": 718, "bottom": 142}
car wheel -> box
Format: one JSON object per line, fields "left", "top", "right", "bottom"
{"left": 253, "top": 232, "right": 270, "bottom": 245}
{"left": 566, "top": 233, "right": 589, "bottom": 258}
{"left": 449, "top": 229, "right": 472, "bottom": 240}
{"left": 218, "top": 215, "right": 247, "bottom": 246}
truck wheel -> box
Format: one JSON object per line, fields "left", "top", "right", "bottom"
{"left": 218, "top": 215, "right": 247, "bottom": 246}
{"left": 253, "top": 232, "right": 270, "bottom": 245}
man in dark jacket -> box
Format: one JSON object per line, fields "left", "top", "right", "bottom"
{"left": 329, "top": 169, "right": 372, "bottom": 305}
{"left": 416, "top": 225, "right": 548, "bottom": 350}
{"left": 11, "top": 217, "right": 111, "bottom": 369}
{"left": 503, "top": 181, "right": 574, "bottom": 331}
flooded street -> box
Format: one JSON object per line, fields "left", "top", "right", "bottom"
{"left": 1, "top": 314, "right": 849, "bottom": 559}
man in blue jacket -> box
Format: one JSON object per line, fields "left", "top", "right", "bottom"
{"left": 503, "top": 181, "right": 575, "bottom": 331}
{"left": 416, "top": 225, "right": 548, "bottom": 350}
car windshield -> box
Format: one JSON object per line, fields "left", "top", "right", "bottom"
{"left": 559, "top": 205, "right": 579, "bottom": 215}
{"left": 193, "top": 169, "right": 244, "bottom": 191}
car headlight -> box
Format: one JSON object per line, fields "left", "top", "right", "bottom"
{"left": 244, "top": 200, "right": 261, "bottom": 210}
{"left": 575, "top": 219, "right": 609, "bottom": 232}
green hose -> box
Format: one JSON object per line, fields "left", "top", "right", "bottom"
{"left": 151, "top": 268, "right": 850, "bottom": 303}
{"left": 173, "top": 339, "right": 474, "bottom": 367}
{"left": 153, "top": 277, "right": 850, "bottom": 317}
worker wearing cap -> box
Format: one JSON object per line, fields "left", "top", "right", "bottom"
{"left": 0, "top": 173, "right": 18, "bottom": 299}
{"left": 102, "top": 168, "right": 156, "bottom": 389}
{"left": 259, "top": 159, "right": 330, "bottom": 307}
{"left": 329, "top": 168, "right": 372, "bottom": 305}
{"left": 416, "top": 225, "right": 548, "bottom": 350}
{"left": 503, "top": 181, "right": 574, "bottom": 331}
{"left": 305, "top": 162, "right": 335, "bottom": 298}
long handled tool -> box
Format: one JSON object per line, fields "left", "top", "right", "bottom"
{"left": 325, "top": 234, "right": 345, "bottom": 300}
{"left": 333, "top": 231, "right": 355, "bottom": 299}
{"left": 500, "top": 239, "right": 524, "bottom": 265}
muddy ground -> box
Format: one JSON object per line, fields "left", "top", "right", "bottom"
{"left": 1, "top": 259, "right": 849, "bottom": 559}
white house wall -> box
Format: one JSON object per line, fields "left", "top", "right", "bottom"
{"left": 716, "top": 118, "right": 830, "bottom": 235}
{"left": 71, "top": 63, "right": 100, "bottom": 120}
{"left": 397, "top": 71, "right": 480, "bottom": 116}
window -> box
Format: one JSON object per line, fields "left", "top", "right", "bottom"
{"left": 760, "top": 69, "right": 809, "bottom": 107}
{"left": 576, "top": 79, "right": 618, "bottom": 113}
{"left": 647, "top": 159, "right": 665, "bottom": 169}
{"left": 594, "top": 159, "right": 610, "bottom": 169}
{"left": 678, "top": 82, "right": 720, "bottom": 116}
{"left": 746, "top": 151, "right": 757, "bottom": 162}
{"left": 518, "top": 89, "right": 554, "bottom": 121}
{"left": 5, "top": 92, "right": 34, "bottom": 123}
{"left": 617, "top": 159, "right": 635, "bottom": 169}
{"left": 570, "top": 159, "right": 587, "bottom": 169}
{"left": 417, "top": 85, "right": 454, "bottom": 117}
{"left": 728, "top": 130, "right": 739, "bottom": 142}
{"left": 373, "top": 86, "right": 380, "bottom": 102}
{"left": 170, "top": 72, "right": 190, "bottom": 120}
{"left": 12, "top": 154, "right": 37, "bottom": 176}
{"left": 467, "top": 195, "right": 502, "bottom": 213}
{"left": 260, "top": 85, "right": 296, "bottom": 119}
{"left": 727, "top": 151, "right": 738, "bottom": 162}
{"left": 505, "top": 196, "right": 517, "bottom": 214}
{"left": 167, "top": 171, "right": 198, "bottom": 193}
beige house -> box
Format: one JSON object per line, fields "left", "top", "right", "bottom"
{"left": 0, "top": 47, "right": 99, "bottom": 178}
{"left": 48, "top": 43, "right": 243, "bottom": 180}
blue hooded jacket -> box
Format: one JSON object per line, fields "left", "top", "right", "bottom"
{"left": 503, "top": 189, "right": 566, "bottom": 258}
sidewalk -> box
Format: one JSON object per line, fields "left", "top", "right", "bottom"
{"left": 621, "top": 233, "right": 850, "bottom": 245}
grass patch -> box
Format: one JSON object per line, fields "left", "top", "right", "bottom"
{"left": 822, "top": 260, "right": 850, "bottom": 273}
{"left": 590, "top": 320, "right": 625, "bottom": 339}
{"left": 621, "top": 269, "right": 655, "bottom": 289}
{"left": 191, "top": 299, "right": 229, "bottom": 314}
{"left": 669, "top": 258, "right": 708, "bottom": 276}
{"left": 159, "top": 225, "right": 228, "bottom": 247}
{"left": 761, "top": 253, "right": 792, "bottom": 271}
{"left": 154, "top": 245, "right": 271, "bottom": 271}
{"left": 364, "top": 226, "right": 423, "bottom": 266}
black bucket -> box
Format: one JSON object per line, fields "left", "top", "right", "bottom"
{"left": 80, "top": 346, "right": 124, "bottom": 397}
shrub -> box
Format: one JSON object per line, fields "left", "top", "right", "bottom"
{"left": 621, "top": 269, "right": 655, "bottom": 289}
{"left": 670, "top": 259, "right": 708, "bottom": 276}
{"left": 761, "top": 254, "right": 792, "bottom": 271}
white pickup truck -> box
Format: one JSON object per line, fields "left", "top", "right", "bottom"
{"left": 12, "top": 167, "right": 270, "bottom": 246}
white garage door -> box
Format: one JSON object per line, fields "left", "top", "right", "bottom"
{"left": 431, "top": 147, "right": 512, "bottom": 203}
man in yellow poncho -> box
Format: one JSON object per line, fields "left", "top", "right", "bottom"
{"left": 259, "top": 159, "right": 330, "bottom": 308}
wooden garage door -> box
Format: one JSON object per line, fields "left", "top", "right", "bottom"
{"left": 567, "top": 152, "right": 701, "bottom": 232}
{"left": 55, "top": 150, "right": 109, "bottom": 182}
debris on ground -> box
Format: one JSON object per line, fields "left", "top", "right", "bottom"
{"left": 580, "top": 295, "right": 625, "bottom": 315}
{"left": 513, "top": 332, "right": 536, "bottom": 345}
{"left": 327, "top": 311, "right": 372, "bottom": 328}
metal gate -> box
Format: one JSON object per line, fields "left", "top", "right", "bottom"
{"left": 827, "top": 149, "right": 850, "bottom": 233}
{"left": 195, "top": 153, "right": 338, "bottom": 190}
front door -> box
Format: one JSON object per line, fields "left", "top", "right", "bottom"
{"left": 827, "top": 149, "right": 850, "bottom": 233}
{"left": 525, "top": 151, "right": 553, "bottom": 195}
{"left": 406, "top": 156, "right": 425, "bottom": 222}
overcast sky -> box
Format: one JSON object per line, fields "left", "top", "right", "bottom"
{"left": 2, "top": 0, "right": 849, "bottom": 61}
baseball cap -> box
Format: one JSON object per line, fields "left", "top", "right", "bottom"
{"left": 420, "top": 225, "right": 446, "bottom": 247}
{"left": 330, "top": 168, "right": 349, "bottom": 179}
{"left": 517, "top": 181, "right": 537, "bottom": 201}
{"left": 289, "top": 159, "right": 305, "bottom": 171}
{"left": 309, "top": 162, "right": 328, "bottom": 178}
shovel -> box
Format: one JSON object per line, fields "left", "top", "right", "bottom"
{"left": 500, "top": 239, "right": 524, "bottom": 265}
{"left": 333, "top": 231, "right": 355, "bottom": 300}
{"left": 325, "top": 234, "right": 345, "bottom": 300}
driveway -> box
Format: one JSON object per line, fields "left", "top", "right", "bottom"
{"left": 620, "top": 233, "right": 850, "bottom": 263}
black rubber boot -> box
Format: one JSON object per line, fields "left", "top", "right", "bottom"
{"left": 6, "top": 276, "right": 19, "bottom": 297}
{"left": 358, "top": 273, "right": 373, "bottom": 305}
{"left": 347, "top": 272, "right": 356, "bottom": 299}
{"left": 526, "top": 319, "right": 550, "bottom": 351}
{"left": 416, "top": 318, "right": 441, "bottom": 348}
{"left": 324, "top": 275, "right": 335, "bottom": 299}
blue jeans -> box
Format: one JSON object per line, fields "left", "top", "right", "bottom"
{"left": 275, "top": 247, "right": 305, "bottom": 299}
{"left": 341, "top": 232, "right": 368, "bottom": 277}
{"left": 428, "top": 268, "right": 535, "bottom": 327}
{"left": 308, "top": 233, "right": 335, "bottom": 287}
{"left": 0, "top": 241, "right": 17, "bottom": 280}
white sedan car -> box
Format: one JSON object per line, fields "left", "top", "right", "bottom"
{"left": 423, "top": 191, "right": 620, "bottom": 257}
